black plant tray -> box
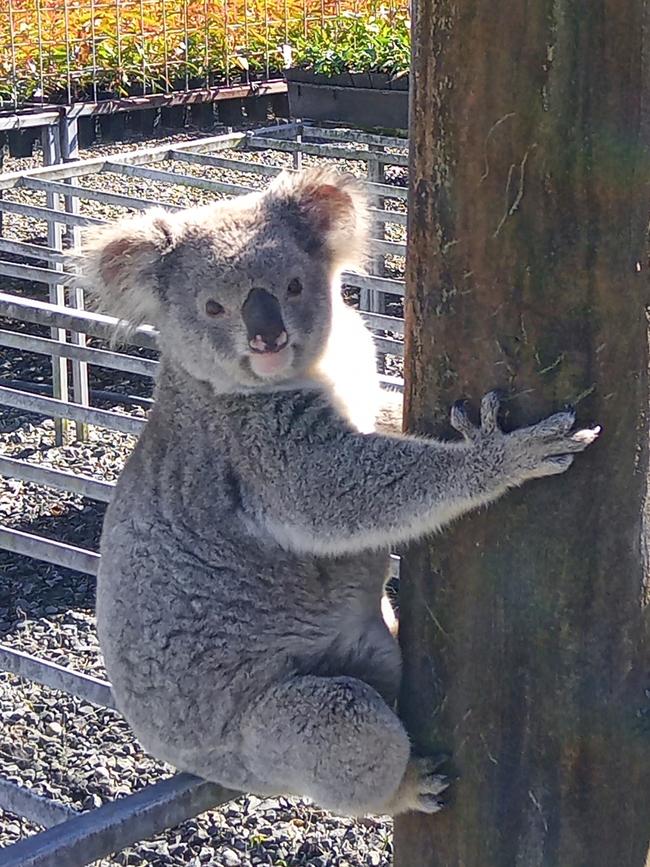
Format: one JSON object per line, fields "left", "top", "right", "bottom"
{"left": 285, "top": 69, "right": 409, "bottom": 130}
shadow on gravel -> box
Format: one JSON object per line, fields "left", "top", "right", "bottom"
{"left": 0, "top": 499, "right": 103, "bottom": 638}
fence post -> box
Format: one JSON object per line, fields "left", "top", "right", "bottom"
{"left": 41, "top": 124, "right": 69, "bottom": 445}
{"left": 60, "top": 108, "right": 89, "bottom": 441}
{"left": 364, "top": 143, "right": 385, "bottom": 315}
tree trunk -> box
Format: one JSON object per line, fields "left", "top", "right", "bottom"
{"left": 394, "top": 1, "right": 650, "bottom": 865}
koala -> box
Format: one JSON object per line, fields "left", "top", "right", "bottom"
{"left": 83, "top": 167, "right": 599, "bottom": 817}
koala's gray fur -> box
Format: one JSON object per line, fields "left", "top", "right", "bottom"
{"left": 83, "top": 167, "right": 598, "bottom": 817}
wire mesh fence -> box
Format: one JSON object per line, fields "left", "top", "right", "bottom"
{"left": 0, "top": 0, "right": 409, "bottom": 108}
{"left": 0, "top": 122, "right": 407, "bottom": 864}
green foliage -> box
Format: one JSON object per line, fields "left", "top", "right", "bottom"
{"left": 290, "top": 7, "right": 410, "bottom": 75}
{"left": 0, "top": 0, "right": 408, "bottom": 105}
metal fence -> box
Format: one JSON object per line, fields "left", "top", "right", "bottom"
{"left": 0, "top": 122, "right": 407, "bottom": 864}
{"left": 0, "top": 0, "right": 408, "bottom": 109}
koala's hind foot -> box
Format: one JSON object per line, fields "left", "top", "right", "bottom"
{"left": 381, "top": 755, "right": 450, "bottom": 816}
{"left": 239, "top": 674, "right": 413, "bottom": 817}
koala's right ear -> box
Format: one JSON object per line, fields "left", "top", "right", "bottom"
{"left": 80, "top": 209, "right": 177, "bottom": 326}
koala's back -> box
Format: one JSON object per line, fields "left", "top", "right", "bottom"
{"left": 96, "top": 373, "right": 395, "bottom": 784}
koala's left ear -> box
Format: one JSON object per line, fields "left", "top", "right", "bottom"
{"left": 264, "top": 168, "right": 368, "bottom": 268}
{"left": 79, "top": 209, "right": 178, "bottom": 326}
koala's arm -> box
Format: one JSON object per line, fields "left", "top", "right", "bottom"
{"left": 241, "top": 392, "right": 599, "bottom": 557}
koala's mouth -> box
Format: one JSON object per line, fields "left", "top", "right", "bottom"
{"left": 246, "top": 342, "right": 293, "bottom": 379}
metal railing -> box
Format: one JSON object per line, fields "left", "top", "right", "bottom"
{"left": 0, "top": 122, "right": 406, "bottom": 864}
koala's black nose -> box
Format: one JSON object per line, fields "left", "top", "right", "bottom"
{"left": 242, "top": 287, "right": 288, "bottom": 353}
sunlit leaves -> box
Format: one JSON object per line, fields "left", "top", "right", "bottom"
{"left": 0, "top": 0, "right": 408, "bottom": 104}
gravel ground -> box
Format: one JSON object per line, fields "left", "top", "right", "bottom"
{"left": 0, "top": 120, "right": 406, "bottom": 865}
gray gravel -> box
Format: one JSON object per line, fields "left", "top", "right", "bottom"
{"left": 0, "top": 121, "right": 405, "bottom": 864}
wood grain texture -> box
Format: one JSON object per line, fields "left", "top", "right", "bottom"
{"left": 395, "top": 1, "right": 650, "bottom": 864}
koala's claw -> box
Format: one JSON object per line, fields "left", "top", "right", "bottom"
{"left": 450, "top": 400, "right": 474, "bottom": 438}
{"left": 412, "top": 756, "right": 451, "bottom": 813}
{"left": 542, "top": 454, "right": 575, "bottom": 474}
{"left": 533, "top": 409, "right": 577, "bottom": 439}
{"left": 451, "top": 390, "right": 502, "bottom": 440}
{"left": 480, "top": 390, "right": 501, "bottom": 434}
{"left": 516, "top": 421, "right": 600, "bottom": 480}
{"left": 418, "top": 792, "right": 446, "bottom": 813}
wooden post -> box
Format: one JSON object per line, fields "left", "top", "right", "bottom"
{"left": 394, "top": 1, "right": 650, "bottom": 865}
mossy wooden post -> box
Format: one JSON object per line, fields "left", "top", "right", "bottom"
{"left": 395, "top": 1, "right": 650, "bottom": 865}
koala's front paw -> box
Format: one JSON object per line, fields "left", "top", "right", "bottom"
{"left": 387, "top": 754, "right": 451, "bottom": 815}
{"left": 451, "top": 391, "right": 600, "bottom": 486}
{"left": 410, "top": 755, "right": 450, "bottom": 813}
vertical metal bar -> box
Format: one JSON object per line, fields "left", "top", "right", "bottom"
{"left": 114, "top": 0, "right": 122, "bottom": 89}
{"left": 224, "top": 0, "right": 231, "bottom": 85}
{"left": 243, "top": 0, "right": 250, "bottom": 83}
{"left": 7, "top": 0, "right": 18, "bottom": 109}
{"left": 139, "top": 0, "right": 147, "bottom": 93}
{"left": 185, "top": 0, "right": 191, "bottom": 91}
{"left": 203, "top": 0, "right": 210, "bottom": 88}
{"left": 90, "top": 0, "right": 99, "bottom": 101}
{"left": 60, "top": 111, "right": 90, "bottom": 442}
{"left": 364, "top": 143, "right": 386, "bottom": 315}
{"left": 263, "top": 0, "right": 270, "bottom": 81}
{"left": 161, "top": 0, "right": 170, "bottom": 91}
{"left": 36, "top": 0, "right": 46, "bottom": 103}
{"left": 293, "top": 122, "right": 303, "bottom": 171}
{"left": 63, "top": 0, "right": 72, "bottom": 103}
{"left": 41, "top": 125, "right": 69, "bottom": 446}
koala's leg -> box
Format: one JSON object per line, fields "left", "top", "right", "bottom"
{"left": 239, "top": 675, "right": 447, "bottom": 816}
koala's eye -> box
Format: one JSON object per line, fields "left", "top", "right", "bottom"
{"left": 205, "top": 299, "right": 225, "bottom": 317}
{"left": 287, "top": 278, "right": 303, "bottom": 297}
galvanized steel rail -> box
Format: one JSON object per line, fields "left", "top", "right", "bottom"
{"left": 0, "top": 122, "right": 407, "bottom": 863}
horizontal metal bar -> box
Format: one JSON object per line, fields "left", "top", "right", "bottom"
{"left": 0, "top": 778, "right": 78, "bottom": 828}
{"left": 0, "top": 773, "right": 236, "bottom": 867}
{"left": 23, "top": 178, "right": 182, "bottom": 215}
{"left": 304, "top": 126, "right": 408, "bottom": 150}
{"left": 372, "top": 238, "right": 406, "bottom": 255}
{"left": 0, "top": 238, "right": 65, "bottom": 262}
{"left": 21, "top": 170, "right": 399, "bottom": 254}
{"left": 0, "top": 260, "right": 75, "bottom": 287}
{"left": 0, "top": 199, "right": 103, "bottom": 228}
{"left": 0, "top": 292, "right": 158, "bottom": 350}
{"left": 102, "top": 161, "right": 256, "bottom": 197}
{"left": 362, "top": 312, "right": 405, "bottom": 335}
{"left": 363, "top": 180, "right": 408, "bottom": 201}
{"left": 0, "top": 131, "right": 248, "bottom": 191}
{"left": 0, "top": 386, "right": 146, "bottom": 435}
{"left": 170, "top": 151, "right": 408, "bottom": 207}
{"left": 0, "top": 643, "right": 114, "bottom": 708}
{"left": 0, "top": 526, "right": 101, "bottom": 576}
{"left": 368, "top": 208, "right": 408, "bottom": 227}
{"left": 0, "top": 328, "right": 159, "bottom": 377}
{"left": 251, "top": 122, "right": 303, "bottom": 139}
{"left": 0, "top": 456, "right": 114, "bottom": 503}
{"left": 0, "top": 111, "right": 60, "bottom": 131}
{"left": 246, "top": 135, "right": 409, "bottom": 167}
{"left": 378, "top": 374, "right": 404, "bottom": 392}
{"left": 64, "top": 80, "right": 288, "bottom": 117}
{"left": 341, "top": 271, "right": 405, "bottom": 297}
{"left": 374, "top": 335, "right": 404, "bottom": 356}
{"left": 170, "top": 149, "right": 282, "bottom": 177}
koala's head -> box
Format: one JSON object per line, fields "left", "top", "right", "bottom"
{"left": 82, "top": 167, "right": 367, "bottom": 390}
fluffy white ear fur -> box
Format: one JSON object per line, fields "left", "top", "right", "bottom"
{"left": 80, "top": 209, "right": 177, "bottom": 326}
{"left": 265, "top": 167, "right": 369, "bottom": 269}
